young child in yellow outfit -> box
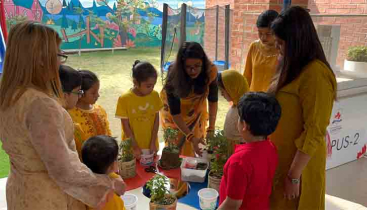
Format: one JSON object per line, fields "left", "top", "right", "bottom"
{"left": 115, "top": 60, "right": 163, "bottom": 159}
{"left": 82, "top": 135, "right": 126, "bottom": 210}
{"left": 68, "top": 70, "right": 112, "bottom": 157}
{"left": 243, "top": 10, "right": 279, "bottom": 92}
{"left": 59, "top": 65, "right": 88, "bottom": 157}
{"left": 218, "top": 70, "right": 250, "bottom": 156}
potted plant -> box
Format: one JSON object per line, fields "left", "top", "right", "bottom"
{"left": 146, "top": 174, "right": 177, "bottom": 210}
{"left": 159, "top": 128, "right": 181, "bottom": 169}
{"left": 344, "top": 46, "right": 367, "bottom": 76}
{"left": 204, "top": 130, "right": 221, "bottom": 166}
{"left": 118, "top": 138, "right": 136, "bottom": 179}
{"left": 207, "top": 130, "right": 228, "bottom": 192}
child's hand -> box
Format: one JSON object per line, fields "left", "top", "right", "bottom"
{"left": 113, "top": 175, "right": 126, "bottom": 196}
{"left": 150, "top": 143, "right": 158, "bottom": 155}
{"left": 133, "top": 146, "right": 142, "bottom": 159}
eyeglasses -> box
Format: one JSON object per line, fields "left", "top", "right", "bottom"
{"left": 185, "top": 65, "right": 202, "bottom": 71}
{"left": 70, "top": 90, "right": 84, "bottom": 97}
{"left": 58, "top": 51, "right": 68, "bottom": 63}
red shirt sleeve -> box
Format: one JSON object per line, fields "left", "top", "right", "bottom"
{"left": 225, "top": 161, "right": 249, "bottom": 200}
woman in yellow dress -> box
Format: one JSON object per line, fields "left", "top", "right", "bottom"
{"left": 161, "top": 42, "right": 218, "bottom": 157}
{"left": 243, "top": 10, "right": 279, "bottom": 92}
{"left": 0, "top": 22, "right": 125, "bottom": 210}
{"left": 268, "top": 7, "right": 337, "bottom": 210}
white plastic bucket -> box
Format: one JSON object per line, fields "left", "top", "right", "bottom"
{"left": 140, "top": 149, "right": 154, "bottom": 166}
{"left": 120, "top": 193, "right": 138, "bottom": 210}
{"left": 198, "top": 188, "right": 218, "bottom": 210}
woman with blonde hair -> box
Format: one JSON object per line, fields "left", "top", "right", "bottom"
{"left": 0, "top": 22, "right": 125, "bottom": 210}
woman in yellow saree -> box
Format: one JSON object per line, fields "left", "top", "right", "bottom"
{"left": 160, "top": 42, "right": 218, "bottom": 157}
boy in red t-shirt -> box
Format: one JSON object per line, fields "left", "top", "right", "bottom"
{"left": 218, "top": 92, "right": 281, "bottom": 210}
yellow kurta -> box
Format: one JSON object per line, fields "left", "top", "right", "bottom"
{"left": 89, "top": 173, "right": 126, "bottom": 210}
{"left": 68, "top": 105, "right": 112, "bottom": 156}
{"left": 243, "top": 40, "right": 278, "bottom": 92}
{"left": 160, "top": 64, "right": 218, "bottom": 156}
{"left": 269, "top": 60, "right": 337, "bottom": 210}
{"left": 115, "top": 89, "right": 163, "bottom": 149}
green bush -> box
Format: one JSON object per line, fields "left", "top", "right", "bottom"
{"left": 347, "top": 46, "right": 367, "bottom": 62}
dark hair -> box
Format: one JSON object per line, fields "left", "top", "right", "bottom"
{"left": 164, "top": 42, "right": 211, "bottom": 98}
{"left": 81, "top": 135, "right": 119, "bottom": 174}
{"left": 217, "top": 73, "right": 225, "bottom": 89}
{"left": 257, "top": 10, "right": 279, "bottom": 28}
{"left": 59, "top": 65, "right": 82, "bottom": 92}
{"left": 78, "top": 70, "right": 99, "bottom": 92}
{"left": 132, "top": 60, "right": 157, "bottom": 84}
{"left": 238, "top": 92, "right": 281, "bottom": 137}
{"left": 269, "top": 6, "right": 335, "bottom": 94}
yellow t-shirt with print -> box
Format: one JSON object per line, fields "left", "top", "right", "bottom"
{"left": 88, "top": 173, "right": 126, "bottom": 210}
{"left": 115, "top": 89, "right": 163, "bottom": 149}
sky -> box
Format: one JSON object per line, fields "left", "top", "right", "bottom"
{"left": 39, "top": 0, "right": 206, "bottom": 11}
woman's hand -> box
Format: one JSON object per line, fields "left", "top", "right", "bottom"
{"left": 284, "top": 175, "right": 300, "bottom": 200}
{"left": 192, "top": 137, "right": 206, "bottom": 156}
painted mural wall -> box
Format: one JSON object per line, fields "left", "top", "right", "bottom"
{"left": 3, "top": 0, "right": 206, "bottom": 50}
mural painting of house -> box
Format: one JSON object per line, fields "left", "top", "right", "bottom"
{"left": 4, "top": 0, "right": 43, "bottom": 22}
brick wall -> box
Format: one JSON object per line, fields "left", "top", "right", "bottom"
{"left": 204, "top": 0, "right": 367, "bottom": 71}
{"left": 308, "top": 0, "right": 367, "bottom": 70}
{"left": 204, "top": 0, "right": 234, "bottom": 63}
{"left": 203, "top": 0, "right": 308, "bottom": 71}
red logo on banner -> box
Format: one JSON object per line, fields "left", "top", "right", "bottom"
{"left": 357, "top": 144, "right": 367, "bottom": 159}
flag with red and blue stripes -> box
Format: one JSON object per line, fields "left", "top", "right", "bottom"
{"left": 0, "top": 26, "right": 5, "bottom": 74}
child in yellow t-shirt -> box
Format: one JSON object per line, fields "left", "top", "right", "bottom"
{"left": 68, "top": 70, "right": 112, "bottom": 157}
{"left": 115, "top": 60, "right": 163, "bottom": 159}
{"left": 82, "top": 135, "right": 126, "bottom": 210}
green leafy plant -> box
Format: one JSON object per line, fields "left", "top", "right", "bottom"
{"left": 208, "top": 130, "right": 229, "bottom": 178}
{"left": 347, "top": 46, "right": 367, "bottom": 62}
{"left": 119, "top": 138, "right": 134, "bottom": 162}
{"left": 146, "top": 174, "right": 176, "bottom": 205}
{"left": 206, "top": 130, "right": 224, "bottom": 152}
{"left": 163, "top": 128, "right": 179, "bottom": 153}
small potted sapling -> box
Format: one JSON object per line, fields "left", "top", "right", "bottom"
{"left": 118, "top": 138, "right": 136, "bottom": 179}
{"left": 204, "top": 130, "right": 221, "bottom": 165}
{"left": 146, "top": 174, "right": 177, "bottom": 210}
{"left": 207, "top": 130, "right": 229, "bottom": 192}
{"left": 344, "top": 46, "right": 367, "bottom": 76}
{"left": 159, "top": 128, "right": 181, "bottom": 169}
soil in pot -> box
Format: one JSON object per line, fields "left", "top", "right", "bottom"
{"left": 149, "top": 196, "right": 177, "bottom": 210}
{"left": 159, "top": 147, "right": 180, "bottom": 169}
